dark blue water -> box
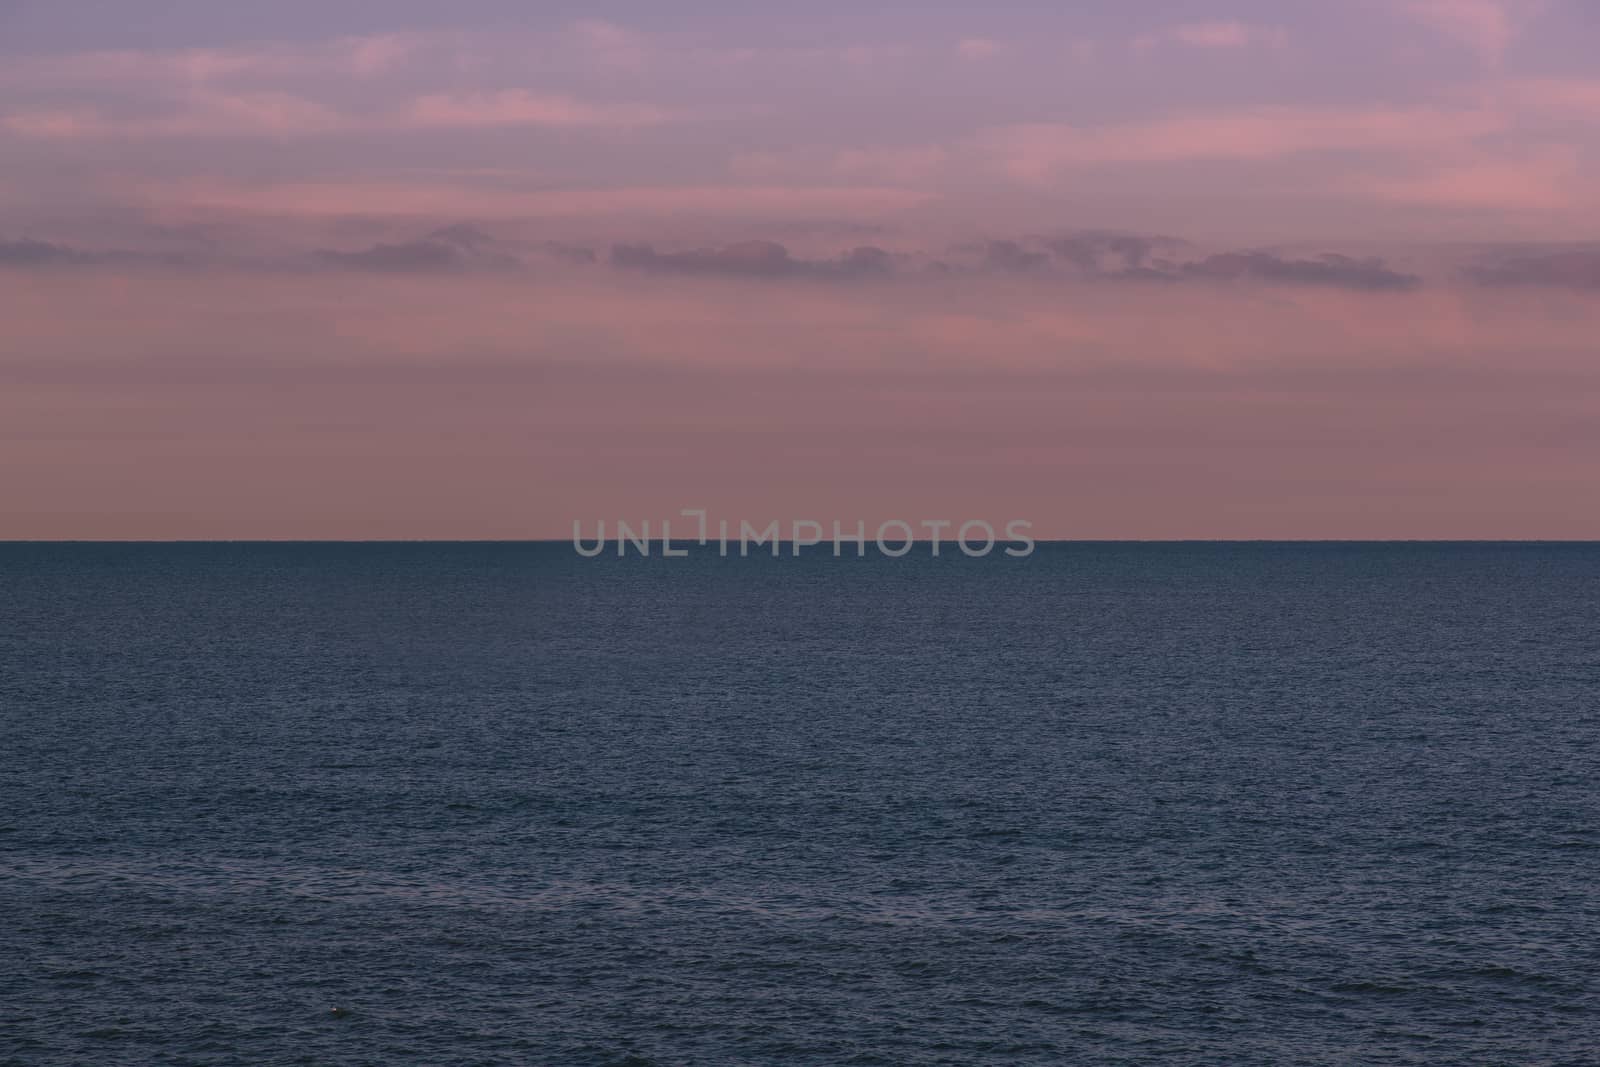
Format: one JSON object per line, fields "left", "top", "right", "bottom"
{"left": 2, "top": 543, "right": 1598, "bottom": 1065}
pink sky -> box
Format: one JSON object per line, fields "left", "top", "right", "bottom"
{"left": 2, "top": 0, "right": 1598, "bottom": 538}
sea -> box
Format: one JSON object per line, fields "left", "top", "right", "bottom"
{"left": 2, "top": 542, "right": 1597, "bottom": 1065}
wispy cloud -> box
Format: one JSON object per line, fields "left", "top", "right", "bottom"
{"left": 4, "top": 93, "right": 347, "bottom": 139}
{"left": 0, "top": 238, "right": 87, "bottom": 266}
{"left": 0, "top": 23, "right": 693, "bottom": 141}
{"left": 1136, "top": 21, "right": 1288, "bottom": 52}
{"left": 404, "top": 91, "right": 679, "bottom": 129}
{"left": 0, "top": 32, "right": 426, "bottom": 88}
{"left": 0, "top": 221, "right": 1432, "bottom": 294}
{"left": 567, "top": 19, "right": 654, "bottom": 71}
{"left": 956, "top": 37, "right": 1003, "bottom": 61}
{"left": 1466, "top": 247, "right": 1600, "bottom": 288}
{"left": 1509, "top": 78, "right": 1600, "bottom": 118}
{"left": 2, "top": 7, "right": 1597, "bottom": 249}
{"left": 980, "top": 105, "right": 1502, "bottom": 180}
{"left": 1346, "top": 148, "right": 1581, "bottom": 211}
{"left": 144, "top": 179, "right": 935, "bottom": 221}
{"left": 1398, "top": 0, "right": 1543, "bottom": 67}
{"left": 1180, "top": 251, "right": 1419, "bottom": 291}
{"left": 610, "top": 240, "right": 894, "bottom": 280}
{"left": 731, "top": 146, "right": 949, "bottom": 185}
{"left": 315, "top": 225, "right": 523, "bottom": 273}
{"left": 4, "top": 89, "right": 684, "bottom": 140}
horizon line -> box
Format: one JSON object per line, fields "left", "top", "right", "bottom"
{"left": 5, "top": 539, "right": 1599, "bottom": 546}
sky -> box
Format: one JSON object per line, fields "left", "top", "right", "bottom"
{"left": 2, "top": 0, "right": 1598, "bottom": 539}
